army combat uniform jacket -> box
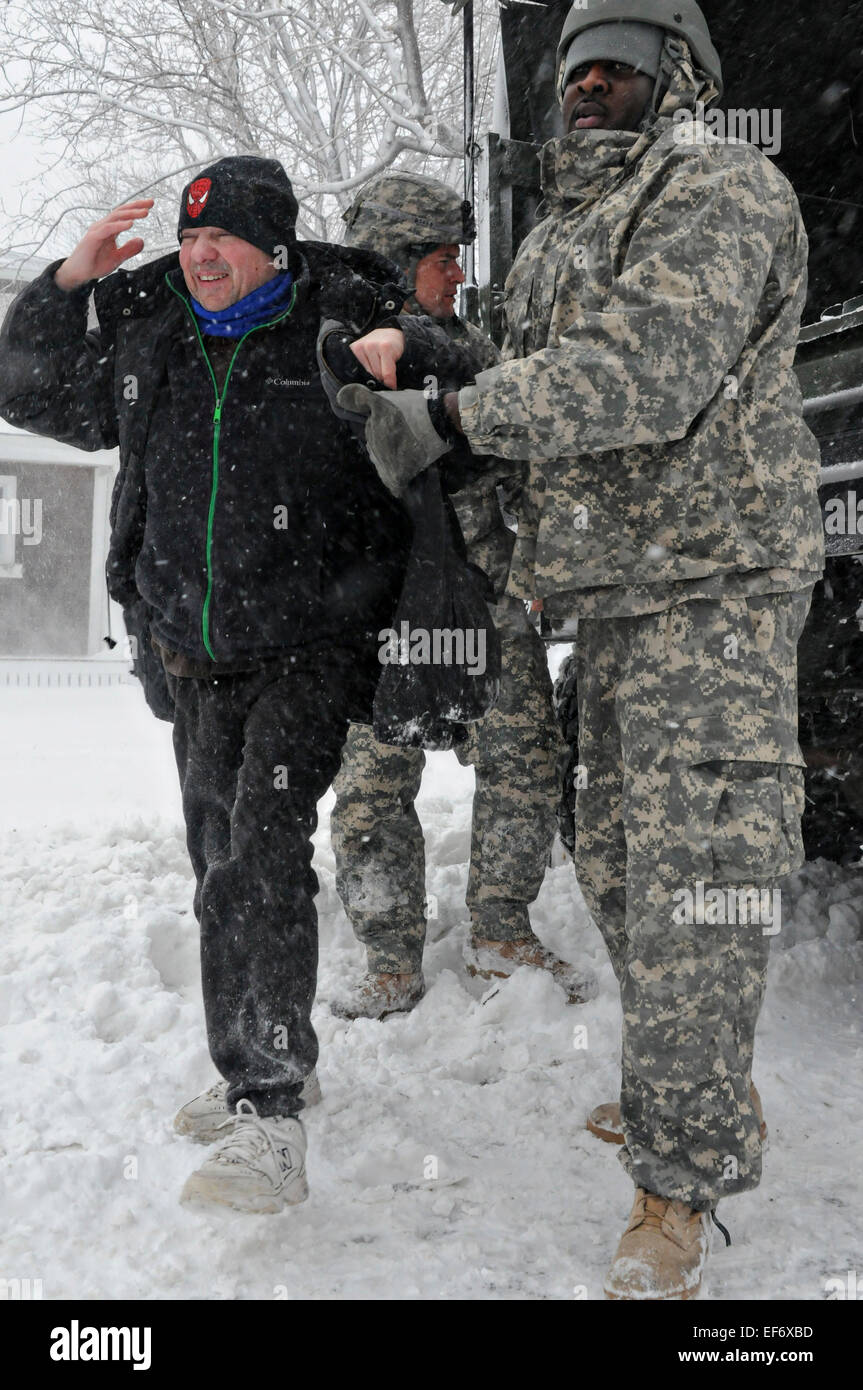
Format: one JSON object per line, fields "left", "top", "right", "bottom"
{"left": 456, "top": 62, "right": 825, "bottom": 619}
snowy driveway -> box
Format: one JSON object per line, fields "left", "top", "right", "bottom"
{"left": 1, "top": 685, "right": 861, "bottom": 1300}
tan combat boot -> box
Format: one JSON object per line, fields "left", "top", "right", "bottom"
{"left": 587, "top": 1083, "right": 768, "bottom": 1145}
{"left": 604, "top": 1188, "right": 712, "bottom": 1300}
{"left": 466, "top": 935, "right": 596, "bottom": 1004}
{"left": 329, "top": 971, "right": 424, "bottom": 1021}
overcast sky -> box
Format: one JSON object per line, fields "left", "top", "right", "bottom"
{"left": 0, "top": 109, "right": 70, "bottom": 260}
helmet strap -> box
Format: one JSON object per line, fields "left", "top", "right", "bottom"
{"left": 651, "top": 34, "right": 686, "bottom": 114}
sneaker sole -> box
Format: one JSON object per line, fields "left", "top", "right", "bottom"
{"left": 179, "top": 1171, "right": 309, "bottom": 1214}
{"left": 174, "top": 1114, "right": 232, "bottom": 1144}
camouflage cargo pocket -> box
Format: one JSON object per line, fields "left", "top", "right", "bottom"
{"left": 674, "top": 758, "right": 805, "bottom": 885}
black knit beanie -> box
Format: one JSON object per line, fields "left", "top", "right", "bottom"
{"left": 177, "top": 156, "right": 299, "bottom": 257}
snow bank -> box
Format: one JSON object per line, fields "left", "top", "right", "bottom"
{"left": 1, "top": 684, "right": 860, "bottom": 1300}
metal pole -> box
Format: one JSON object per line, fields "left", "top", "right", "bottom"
{"left": 463, "top": 1, "right": 477, "bottom": 312}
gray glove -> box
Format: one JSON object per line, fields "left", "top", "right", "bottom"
{"left": 336, "top": 384, "right": 450, "bottom": 497}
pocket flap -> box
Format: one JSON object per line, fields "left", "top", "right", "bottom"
{"left": 673, "top": 713, "right": 807, "bottom": 769}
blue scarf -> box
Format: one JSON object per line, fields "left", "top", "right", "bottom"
{"left": 191, "top": 271, "right": 295, "bottom": 338}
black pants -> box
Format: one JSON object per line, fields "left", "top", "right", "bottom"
{"left": 167, "top": 646, "right": 379, "bottom": 1118}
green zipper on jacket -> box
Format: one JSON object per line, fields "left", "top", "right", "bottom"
{"left": 165, "top": 274, "right": 298, "bottom": 659}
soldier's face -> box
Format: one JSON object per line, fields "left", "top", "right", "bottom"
{"left": 179, "top": 226, "right": 278, "bottom": 308}
{"left": 413, "top": 244, "right": 465, "bottom": 318}
{"left": 562, "top": 60, "right": 655, "bottom": 134}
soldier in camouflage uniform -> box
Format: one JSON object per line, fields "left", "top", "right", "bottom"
{"left": 329, "top": 172, "right": 573, "bottom": 1022}
{"left": 343, "top": 1, "right": 824, "bottom": 1298}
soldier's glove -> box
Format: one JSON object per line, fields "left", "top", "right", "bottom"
{"left": 317, "top": 318, "right": 382, "bottom": 422}
{"left": 336, "top": 384, "right": 453, "bottom": 497}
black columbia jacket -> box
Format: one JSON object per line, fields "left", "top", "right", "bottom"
{"left": 0, "top": 243, "right": 412, "bottom": 696}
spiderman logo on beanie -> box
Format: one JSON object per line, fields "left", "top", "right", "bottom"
{"left": 186, "top": 178, "right": 212, "bottom": 219}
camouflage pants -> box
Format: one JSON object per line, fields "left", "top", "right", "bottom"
{"left": 574, "top": 590, "right": 812, "bottom": 1208}
{"left": 331, "top": 623, "right": 561, "bottom": 974}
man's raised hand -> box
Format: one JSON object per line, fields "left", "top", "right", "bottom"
{"left": 349, "top": 326, "right": 405, "bottom": 390}
{"left": 54, "top": 198, "right": 155, "bottom": 291}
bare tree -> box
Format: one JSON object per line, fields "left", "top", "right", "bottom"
{"left": 0, "top": 0, "right": 500, "bottom": 253}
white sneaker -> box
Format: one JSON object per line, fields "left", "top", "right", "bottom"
{"left": 180, "top": 1099, "right": 309, "bottom": 1213}
{"left": 174, "top": 1069, "right": 322, "bottom": 1145}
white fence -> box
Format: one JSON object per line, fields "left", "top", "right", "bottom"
{"left": 0, "top": 658, "right": 133, "bottom": 689}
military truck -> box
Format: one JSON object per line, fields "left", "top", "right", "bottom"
{"left": 471, "top": 0, "right": 863, "bottom": 861}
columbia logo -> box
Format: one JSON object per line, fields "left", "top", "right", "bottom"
{"left": 266, "top": 377, "right": 311, "bottom": 387}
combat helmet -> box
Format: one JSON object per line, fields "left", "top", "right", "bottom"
{"left": 342, "top": 171, "right": 475, "bottom": 267}
{"left": 556, "top": 0, "right": 723, "bottom": 107}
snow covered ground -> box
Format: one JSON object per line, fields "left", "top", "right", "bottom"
{"left": 1, "top": 673, "right": 861, "bottom": 1301}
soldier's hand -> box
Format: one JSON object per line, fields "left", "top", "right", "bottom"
{"left": 54, "top": 198, "right": 155, "bottom": 291}
{"left": 349, "top": 326, "right": 405, "bottom": 390}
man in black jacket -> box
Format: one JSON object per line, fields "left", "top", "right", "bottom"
{"left": 0, "top": 155, "right": 412, "bottom": 1213}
